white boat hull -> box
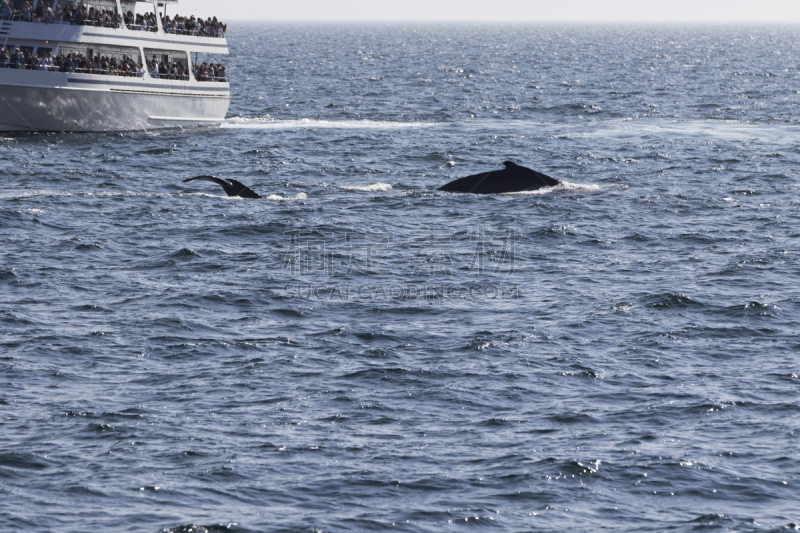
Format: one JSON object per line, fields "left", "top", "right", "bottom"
{"left": 0, "top": 68, "right": 230, "bottom": 132}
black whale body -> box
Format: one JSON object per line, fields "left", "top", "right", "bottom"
{"left": 439, "top": 162, "right": 559, "bottom": 194}
{"left": 183, "top": 176, "right": 262, "bottom": 199}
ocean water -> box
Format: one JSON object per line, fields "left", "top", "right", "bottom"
{"left": 2, "top": 23, "right": 800, "bottom": 532}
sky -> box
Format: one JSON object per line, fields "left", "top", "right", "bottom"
{"left": 173, "top": 0, "right": 800, "bottom": 23}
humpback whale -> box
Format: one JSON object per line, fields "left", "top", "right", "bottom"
{"left": 439, "top": 162, "right": 559, "bottom": 194}
{"left": 183, "top": 176, "right": 262, "bottom": 199}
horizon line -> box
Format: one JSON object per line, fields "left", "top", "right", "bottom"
{"left": 221, "top": 19, "right": 800, "bottom": 24}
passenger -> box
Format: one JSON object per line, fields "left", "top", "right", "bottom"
{"left": 1, "top": 1, "right": 11, "bottom": 21}
{"left": 20, "top": 2, "right": 31, "bottom": 22}
{"left": 43, "top": 7, "right": 54, "bottom": 23}
{"left": 10, "top": 48, "right": 22, "bottom": 68}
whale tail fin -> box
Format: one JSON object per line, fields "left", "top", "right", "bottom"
{"left": 183, "top": 176, "right": 262, "bottom": 199}
{"left": 227, "top": 179, "right": 263, "bottom": 199}
{"left": 184, "top": 176, "right": 236, "bottom": 196}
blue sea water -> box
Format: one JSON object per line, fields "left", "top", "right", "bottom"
{"left": 2, "top": 23, "right": 800, "bottom": 532}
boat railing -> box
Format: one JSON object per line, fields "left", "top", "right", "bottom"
{"left": 163, "top": 28, "right": 225, "bottom": 38}
{"left": 125, "top": 23, "right": 159, "bottom": 33}
{"left": 0, "top": 61, "right": 229, "bottom": 82}
{"left": 0, "top": 14, "right": 225, "bottom": 38}
{"left": 194, "top": 75, "right": 229, "bottom": 83}
{"left": 153, "top": 71, "right": 229, "bottom": 82}
{"left": 3, "top": 15, "right": 121, "bottom": 28}
{"left": 0, "top": 62, "right": 142, "bottom": 76}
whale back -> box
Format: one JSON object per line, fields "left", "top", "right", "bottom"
{"left": 437, "top": 170, "right": 497, "bottom": 193}
{"left": 438, "top": 162, "right": 559, "bottom": 194}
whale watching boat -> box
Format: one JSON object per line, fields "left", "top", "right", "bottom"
{"left": 0, "top": 0, "right": 229, "bottom": 132}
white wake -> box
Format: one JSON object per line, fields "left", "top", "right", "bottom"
{"left": 223, "top": 117, "right": 438, "bottom": 131}
{"left": 340, "top": 183, "right": 393, "bottom": 192}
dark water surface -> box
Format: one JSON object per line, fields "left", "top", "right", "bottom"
{"left": 2, "top": 24, "right": 800, "bottom": 532}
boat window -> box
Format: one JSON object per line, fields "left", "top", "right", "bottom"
{"left": 59, "top": 47, "right": 87, "bottom": 58}
{"left": 189, "top": 53, "right": 228, "bottom": 83}
{"left": 18, "top": 46, "right": 34, "bottom": 56}
{"left": 86, "top": 2, "right": 117, "bottom": 13}
{"left": 144, "top": 48, "right": 186, "bottom": 67}
{"left": 37, "top": 47, "right": 53, "bottom": 56}
{"left": 88, "top": 45, "right": 141, "bottom": 64}
{"left": 144, "top": 48, "right": 190, "bottom": 80}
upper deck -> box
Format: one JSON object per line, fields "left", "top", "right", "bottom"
{"left": 1, "top": 0, "right": 228, "bottom": 54}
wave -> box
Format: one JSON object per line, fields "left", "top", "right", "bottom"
{"left": 502, "top": 181, "right": 615, "bottom": 196}
{"left": 222, "top": 117, "right": 438, "bottom": 130}
{"left": 0, "top": 190, "right": 201, "bottom": 200}
{"left": 340, "top": 183, "right": 393, "bottom": 192}
{"left": 0, "top": 190, "right": 76, "bottom": 200}
{"left": 265, "top": 192, "right": 308, "bottom": 201}
{"left": 220, "top": 117, "right": 800, "bottom": 140}
{"left": 0, "top": 190, "right": 306, "bottom": 201}
{"left": 551, "top": 118, "right": 800, "bottom": 142}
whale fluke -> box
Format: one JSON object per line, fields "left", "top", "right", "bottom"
{"left": 439, "top": 161, "right": 560, "bottom": 194}
{"left": 183, "top": 176, "right": 263, "bottom": 199}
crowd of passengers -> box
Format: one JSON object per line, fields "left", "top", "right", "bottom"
{"left": 0, "top": 47, "right": 228, "bottom": 81}
{"left": 145, "top": 57, "right": 226, "bottom": 81}
{"left": 2, "top": 1, "right": 122, "bottom": 26}
{"left": 124, "top": 10, "right": 157, "bottom": 31}
{"left": 0, "top": 1, "right": 225, "bottom": 37}
{"left": 0, "top": 48, "right": 143, "bottom": 75}
{"left": 161, "top": 15, "right": 225, "bottom": 37}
